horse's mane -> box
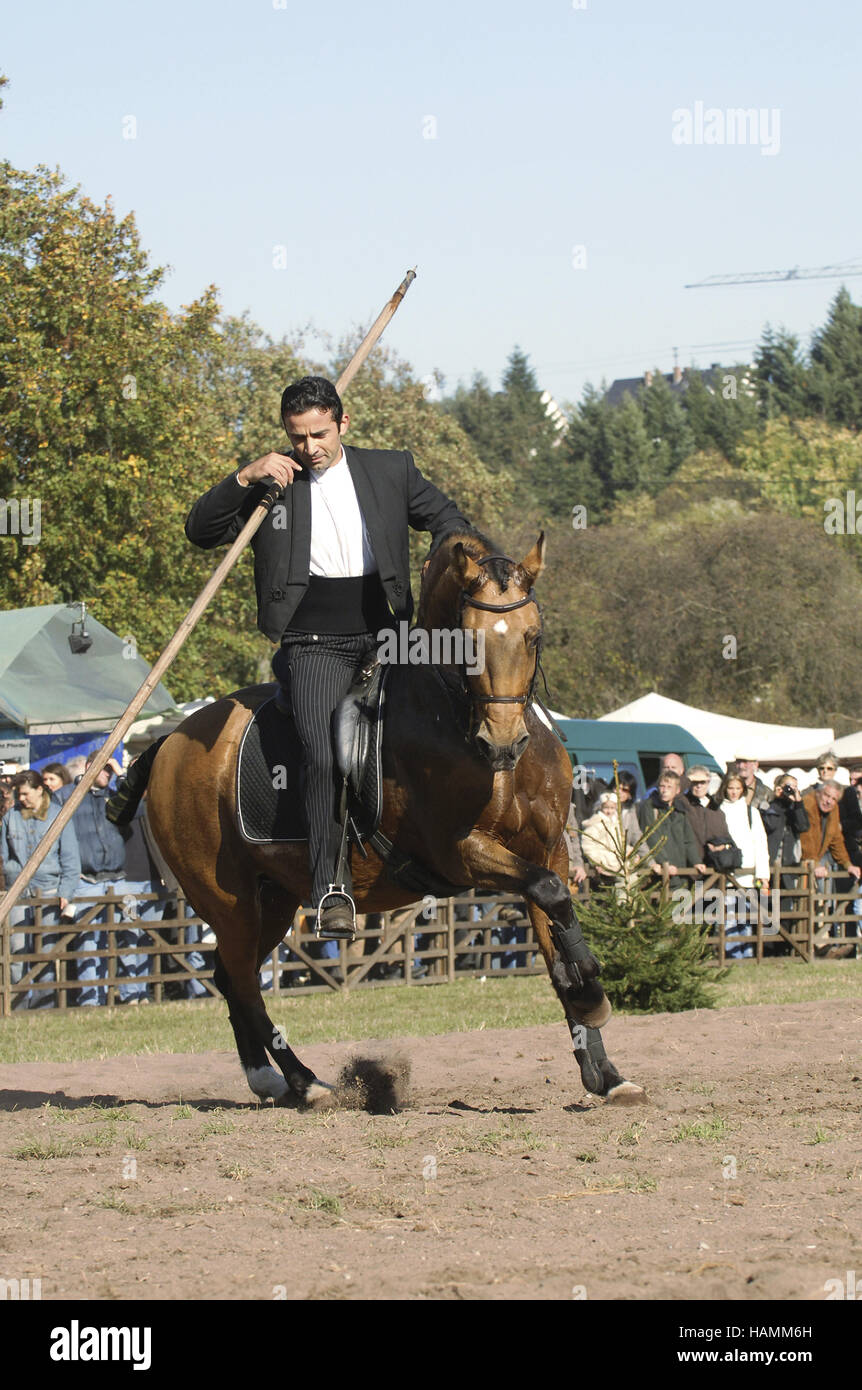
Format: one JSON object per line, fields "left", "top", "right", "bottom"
{"left": 424, "top": 527, "right": 515, "bottom": 595}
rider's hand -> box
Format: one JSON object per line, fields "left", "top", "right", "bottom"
{"left": 237, "top": 453, "right": 302, "bottom": 488}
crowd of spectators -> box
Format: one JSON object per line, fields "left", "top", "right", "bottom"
{"left": 567, "top": 749, "right": 862, "bottom": 959}
{"left": 3, "top": 742, "right": 862, "bottom": 1004}
{"left": 0, "top": 756, "right": 209, "bottom": 1009}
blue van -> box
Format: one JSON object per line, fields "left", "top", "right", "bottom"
{"left": 554, "top": 719, "right": 722, "bottom": 799}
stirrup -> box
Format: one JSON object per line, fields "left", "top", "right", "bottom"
{"left": 315, "top": 887, "right": 357, "bottom": 941}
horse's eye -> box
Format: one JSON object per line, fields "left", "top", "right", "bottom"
{"left": 525, "top": 627, "right": 541, "bottom": 650}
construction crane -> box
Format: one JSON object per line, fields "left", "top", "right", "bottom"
{"left": 685, "top": 258, "right": 862, "bottom": 288}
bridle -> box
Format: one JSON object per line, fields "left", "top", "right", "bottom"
{"left": 455, "top": 553, "right": 543, "bottom": 709}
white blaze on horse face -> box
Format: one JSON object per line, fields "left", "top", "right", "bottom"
{"left": 493, "top": 619, "right": 508, "bottom": 634}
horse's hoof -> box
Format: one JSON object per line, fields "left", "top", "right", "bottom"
{"left": 304, "top": 1077, "right": 335, "bottom": 1108}
{"left": 605, "top": 1080, "right": 648, "bottom": 1106}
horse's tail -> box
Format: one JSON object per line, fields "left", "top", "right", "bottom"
{"left": 105, "top": 736, "right": 168, "bottom": 826}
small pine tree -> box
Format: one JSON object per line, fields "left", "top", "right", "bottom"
{"left": 576, "top": 770, "right": 725, "bottom": 1013}
{"left": 577, "top": 877, "right": 723, "bottom": 1013}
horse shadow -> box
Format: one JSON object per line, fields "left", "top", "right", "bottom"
{"left": 0, "top": 1088, "right": 266, "bottom": 1113}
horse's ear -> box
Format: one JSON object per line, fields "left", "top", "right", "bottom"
{"left": 453, "top": 541, "right": 483, "bottom": 588}
{"left": 519, "top": 533, "right": 546, "bottom": 586}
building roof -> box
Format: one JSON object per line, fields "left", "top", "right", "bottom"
{"left": 603, "top": 364, "right": 751, "bottom": 408}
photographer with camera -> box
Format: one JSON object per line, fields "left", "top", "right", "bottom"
{"left": 760, "top": 774, "right": 810, "bottom": 953}
{"left": 761, "top": 774, "right": 810, "bottom": 869}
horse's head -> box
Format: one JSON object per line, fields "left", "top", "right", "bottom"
{"left": 420, "top": 530, "right": 546, "bottom": 773}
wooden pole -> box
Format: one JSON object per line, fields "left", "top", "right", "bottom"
{"left": 0, "top": 269, "right": 417, "bottom": 926}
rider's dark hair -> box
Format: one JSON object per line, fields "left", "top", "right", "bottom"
{"left": 280, "top": 376, "right": 344, "bottom": 428}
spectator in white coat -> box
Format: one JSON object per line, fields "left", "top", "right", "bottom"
{"left": 718, "top": 770, "right": 770, "bottom": 958}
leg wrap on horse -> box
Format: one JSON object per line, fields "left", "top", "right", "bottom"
{"left": 569, "top": 1023, "right": 623, "bottom": 1097}
{"left": 550, "top": 911, "right": 600, "bottom": 990}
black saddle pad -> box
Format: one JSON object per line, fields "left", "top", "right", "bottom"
{"left": 236, "top": 681, "right": 387, "bottom": 846}
{"left": 237, "top": 694, "right": 308, "bottom": 843}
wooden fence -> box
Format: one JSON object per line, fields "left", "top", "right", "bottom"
{"left": 0, "top": 862, "right": 858, "bottom": 1014}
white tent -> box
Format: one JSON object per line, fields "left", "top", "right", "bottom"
{"left": 599, "top": 692, "right": 833, "bottom": 771}
{"left": 833, "top": 729, "right": 862, "bottom": 760}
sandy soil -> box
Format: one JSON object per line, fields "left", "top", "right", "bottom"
{"left": 1, "top": 998, "right": 860, "bottom": 1301}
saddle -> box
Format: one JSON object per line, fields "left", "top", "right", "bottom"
{"left": 237, "top": 663, "right": 466, "bottom": 902}
{"left": 236, "top": 664, "right": 387, "bottom": 846}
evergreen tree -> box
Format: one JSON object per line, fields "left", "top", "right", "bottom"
{"left": 682, "top": 365, "right": 760, "bottom": 460}
{"left": 563, "top": 384, "right": 618, "bottom": 516}
{"left": 443, "top": 347, "right": 562, "bottom": 521}
{"left": 444, "top": 372, "right": 511, "bottom": 473}
{"left": 606, "top": 397, "right": 657, "bottom": 496}
{"left": 807, "top": 286, "right": 862, "bottom": 429}
{"left": 754, "top": 326, "right": 807, "bottom": 419}
{"left": 576, "top": 795, "right": 723, "bottom": 1012}
{"left": 639, "top": 369, "right": 695, "bottom": 482}
{"left": 579, "top": 876, "right": 723, "bottom": 1012}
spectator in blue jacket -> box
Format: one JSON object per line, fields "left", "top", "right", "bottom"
{"left": 1, "top": 770, "right": 80, "bottom": 1009}
{"left": 69, "top": 755, "right": 125, "bottom": 1005}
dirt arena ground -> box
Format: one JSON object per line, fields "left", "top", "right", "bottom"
{"left": 1, "top": 998, "right": 859, "bottom": 1301}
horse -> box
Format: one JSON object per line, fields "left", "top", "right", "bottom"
{"left": 140, "top": 529, "right": 643, "bottom": 1106}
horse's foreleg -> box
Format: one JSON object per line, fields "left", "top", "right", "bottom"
{"left": 525, "top": 898, "right": 645, "bottom": 1103}
{"left": 459, "top": 831, "right": 609, "bottom": 1028}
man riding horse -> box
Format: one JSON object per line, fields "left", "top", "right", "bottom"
{"left": 185, "top": 375, "right": 470, "bottom": 938}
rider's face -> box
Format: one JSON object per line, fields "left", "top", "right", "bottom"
{"left": 282, "top": 407, "right": 349, "bottom": 473}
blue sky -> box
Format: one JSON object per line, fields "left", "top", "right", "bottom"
{"left": 3, "top": 0, "right": 860, "bottom": 405}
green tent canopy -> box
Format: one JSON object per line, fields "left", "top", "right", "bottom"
{"left": 0, "top": 605, "right": 180, "bottom": 734}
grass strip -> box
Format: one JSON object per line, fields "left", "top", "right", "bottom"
{"left": 0, "top": 959, "right": 858, "bottom": 1066}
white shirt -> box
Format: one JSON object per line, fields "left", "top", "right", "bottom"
{"left": 308, "top": 450, "right": 377, "bottom": 578}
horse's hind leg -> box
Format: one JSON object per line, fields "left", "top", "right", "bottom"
{"left": 203, "top": 880, "right": 327, "bottom": 1105}
{"left": 253, "top": 885, "right": 333, "bottom": 1105}
{"left": 526, "top": 897, "right": 645, "bottom": 1104}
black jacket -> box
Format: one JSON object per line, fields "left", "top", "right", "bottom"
{"left": 185, "top": 446, "right": 470, "bottom": 643}
{"left": 680, "top": 790, "right": 730, "bottom": 860}
{"left": 760, "top": 794, "right": 810, "bottom": 866}
{"left": 636, "top": 790, "right": 700, "bottom": 885}
{"left": 839, "top": 787, "right": 862, "bottom": 869}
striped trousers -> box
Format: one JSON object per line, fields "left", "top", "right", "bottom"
{"left": 272, "top": 632, "right": 377, "bottom": 907}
